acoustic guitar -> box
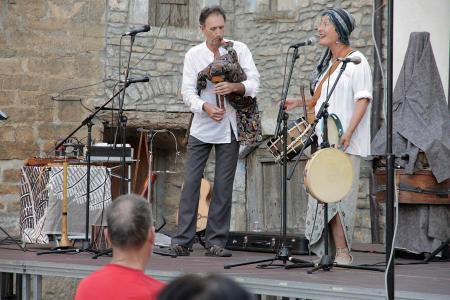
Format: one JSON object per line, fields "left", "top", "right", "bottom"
{"left": 177, "top": 178, "right": 212, "bottom": 232}
{"left": 196, "top": 178, "right": 212, "bottom": 232}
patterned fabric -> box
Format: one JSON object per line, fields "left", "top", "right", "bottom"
{"left": 20, "top": 166, "right": 50, "bottom": 244}
{"left": 196, "top": 41, "right": 262, "bottom": 145}
{"left": 20, "top": 165, "right": 112, "bottom": 244}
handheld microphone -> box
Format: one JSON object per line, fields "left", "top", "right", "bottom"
{"left": 337, "top": 56, "right": 362, "bottom": 64}
{"left": 122, "top": 25, "right": 151, "bottom": 36}
{"left": 289, "top": 37, "right": 316, "bottom": 48}
{"left": 125, "top": 76, "right": 150, "bottom": 84}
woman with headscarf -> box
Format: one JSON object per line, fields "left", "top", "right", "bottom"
{"left": 285, "top": 8, "right": 372, "bottom": 264}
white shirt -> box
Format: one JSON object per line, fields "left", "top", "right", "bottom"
{"left": 181, "top": 40, "right": 260, "bottom": 144}
{"left": 315, "top": 51, "right": 372, "bottom": 157}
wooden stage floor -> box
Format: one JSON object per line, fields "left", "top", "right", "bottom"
{"left": 0, "top": 242, "right": 449, "bottom": 299}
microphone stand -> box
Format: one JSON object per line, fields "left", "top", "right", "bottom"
{"left": 286, "top": 62, "right": 384, "bottom": 273}
{"left": 38, "top": 86, "right": 127, "bottom": 255}
{"left": 113, "top": 35, "right": 136, "bottom": 195}
{"left": 225, "top": 46, "right": 313, "bottom": 269}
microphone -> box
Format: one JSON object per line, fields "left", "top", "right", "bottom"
{"left": 337, "top": 56, "right": 362, "bottom": 64}
{"left": 289, "top": 37, "right": 316, "bottom": 48}
{"left": 125, "top": 76, "right": 150, "bottom": 84}
{"left": 122, "top": 25, "right": 151, "bottom": 36}
{"left": 0, "top": 110, "right": 8, "bottom": 120}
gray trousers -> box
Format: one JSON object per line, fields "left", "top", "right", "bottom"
{"left": 172, "top": 134, "right": 239, "bottom": 248}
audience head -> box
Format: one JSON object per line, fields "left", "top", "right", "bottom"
{"left": 157, "top": 274, "right": 254, "bottom": 300}
{"left": 106, "top": 193, "right": 154, "bottom": 251}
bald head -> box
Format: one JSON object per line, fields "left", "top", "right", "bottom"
{"left": 106, "top": 194, "right": 153, "bottom": 250}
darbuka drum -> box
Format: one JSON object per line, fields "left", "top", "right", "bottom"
{"left": 267, "top": 117, "right": 314, "bottom": 163}
{"left": 304, "top": 148, "right": 353, "bottom": 203}
{"left": 91, "top": 224, "right": 111, "bottom": 251}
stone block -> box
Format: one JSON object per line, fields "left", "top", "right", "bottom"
{"left": 0, "top": 58, "right": 21, "bottom": 75}
{"left": 0, "top": 142, "right": 39, "bottom": 160}
{"left": 0, "top": 90, "right": 18, "bottom": 105}
{"left": 0, "top": 214, "right": 20, "bottom": 236}
{"left": 155, "top": 62, "right": 174, "bottom": 73}
{"left": 358, "top": 178, "right": 369, "bottom": 199}
{"left": 37, "top": 123, "right": 77, "bottom": 141}
{"left": 2, "top": 169, "right": 22, "bottom": 183}
{"left": 155, "top": 39, "right": 173, "bottom": 50}
{"left": 109, "top": 0, "right": 129, "bottom": 12}
{"left": 10, "top": 106, "right": 43, "bottom": 122}
{"left": 1, "top": 75, "right": 22, "bottom": 90}
{"left": 0, "top": 49, "right": 17, "bottom": 58}
{"left": 7, "top": 200, "right": 21, "bottom": 213}
{"left": 108, "top": 11, "right": 128, "bottom": 23}
{"left": 41, "top": 277, "right": 80, "bottom": 300}
{"left": 56, "top": 102, "right": 85, "bottom": 123}
{"left": 0, "top": 126, "right": 15, "bottom": 142}
{"left": 17, "top": 91, "right": 42, "bottom": 107}
{"left": 357, "top": 197, "right": 370, "bottom": 209}
{"left": 353, "top": 227, "right": 371, "bottom": 243}
{"left": 18, "top": 75, "right": 41, "bottom": 92}
{"left": 0, "top": 184, "right": 20, "bottom": 195}
{"left": 15, "top": 125, "right": 36, "bottom": 143}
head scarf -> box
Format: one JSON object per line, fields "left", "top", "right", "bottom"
{"left": 309, "top": 8, "right": 356, "bottom": 95}
{"left": 323, "top": 8, "right": 355, "bottom": 45}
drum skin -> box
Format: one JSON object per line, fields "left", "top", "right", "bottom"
{"left": 326, "top": 113, "right": 343, "bottom": 147}
{"left": 267, "top": 117, "right": 314, "bottom": 163}
{"left": 304, "top": 148, "right": 353, "bottom": 203}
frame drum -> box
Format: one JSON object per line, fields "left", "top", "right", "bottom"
{"left": 324, "top": 113, "right": 344, "bottom": 147}
{"left": 304, "top": 148, "right": 353, "bottom": 203}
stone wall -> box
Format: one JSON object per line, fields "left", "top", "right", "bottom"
{"left": 0, "top": 0, "right": 107, "bottom": 234}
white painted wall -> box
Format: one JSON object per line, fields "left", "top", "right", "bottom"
{"left": 394, "top": 0, "right": 449, "bottom": 101}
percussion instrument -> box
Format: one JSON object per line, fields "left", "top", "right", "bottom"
{"left": 91, "top": 224, "right": 111, "bottom": 251}
{"left": 267, "top": 117, "right": 314, "bottom": 163}
{"left": 324, "top": 113, "right": 344, "bottom": 148}
{"left": 304, "top": 147, "right": 353, "bottom": 203}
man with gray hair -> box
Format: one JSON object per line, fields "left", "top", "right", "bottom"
{"left": 75, "top": 194, "right": 165, "bottom": 300}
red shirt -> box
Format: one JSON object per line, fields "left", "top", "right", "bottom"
{"left": 75, "top": 263, "right": 165, "bottom": 300}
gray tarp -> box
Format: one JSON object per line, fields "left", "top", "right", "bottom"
{"left": 371, "top": 32, "right": 450, "bottom": 183}
{"left": 372, "top": 32, "right": 450, "bottom": 254}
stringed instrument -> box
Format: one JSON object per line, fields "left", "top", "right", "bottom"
{"left": 176, "top": 178, "right": 213, "bottom": 232}
{"left": 196, "top": 178, "right": 212, "bottom": 232}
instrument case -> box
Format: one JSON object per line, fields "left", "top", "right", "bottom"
{"left": 226, "top": 231, "right": 309, "bottom": 255}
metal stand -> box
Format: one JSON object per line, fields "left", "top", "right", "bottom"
{"left": 37, "top": 87, "right": 126, "bottom": 256}
{"left": 286, "top": 62, "right": 383, "bottom": 273}
{"left": 0, "top": 226, "right": 25, "bottom": 251}
{"left": 424, "top": 238, "right": 450, "bottom": 263}
{"left": 385, "top": 1, "right": 396, "bottom": 298}
{"left": 225, "top": 46, "right": 313, "bottom": 270}
{"left": 113, "top": 35, "right": 135, "bottom": 196}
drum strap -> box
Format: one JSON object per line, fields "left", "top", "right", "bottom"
{"left": 307, "top": 48, "right": 355, "bottom": 122}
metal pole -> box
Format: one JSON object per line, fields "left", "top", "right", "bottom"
{"left": 386, "top": 0, "right": 395, "bottom": 298}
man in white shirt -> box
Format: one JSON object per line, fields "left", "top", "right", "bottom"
{"left": 170, "top": 5, "right": 260, "bottom": 257}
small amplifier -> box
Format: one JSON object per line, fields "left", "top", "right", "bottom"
{"left": 88, "top": 143, "right": 134, "bottom": 162}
